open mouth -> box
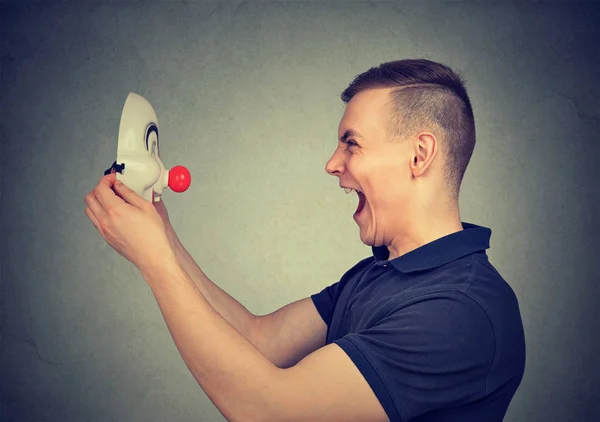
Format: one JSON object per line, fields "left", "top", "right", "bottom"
{"left": 344, "top": 187, "right": 366, "bottom": 216}
{"left": 355, "top": 191, "right": 366, "bottom": 216}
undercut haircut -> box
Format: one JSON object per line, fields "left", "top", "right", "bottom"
{"left": 341, "top": 59, "right": 476, "bottom": 199}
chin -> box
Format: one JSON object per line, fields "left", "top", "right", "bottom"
{"left": 359, "top": 224, "right": 391, "bottom": 249}
{"left": 357, "top": 213, "right": 382, "bottom": 247}
{"left": 358, "top": 228, "right": 375, "bottom": 247}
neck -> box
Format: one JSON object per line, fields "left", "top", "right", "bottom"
{"left": 386, "top": 197, "right": 463, "bottom": 261}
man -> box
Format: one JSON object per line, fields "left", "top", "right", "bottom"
{"left": 85, "top": 59, "right": 526, "bottom": 421}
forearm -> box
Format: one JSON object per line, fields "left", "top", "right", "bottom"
{"left": 141, "top": 260, "right": 284, "bottom": 422}
{"left": 168, "top": 228, "right": 258, "bottom": 342}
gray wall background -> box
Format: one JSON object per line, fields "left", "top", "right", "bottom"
{"left": 1, "top": 1, "right": 598, "bottom": 421}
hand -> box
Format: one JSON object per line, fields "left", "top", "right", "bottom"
{"left": 84, "top": 173, "right": 176, "bottom": 274}
{"left": 153, "top": 196, "right": 179, "bottom": 250}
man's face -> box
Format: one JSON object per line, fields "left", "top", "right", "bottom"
{"left": 325, "top": 88, "right": 412, "bottom": 247}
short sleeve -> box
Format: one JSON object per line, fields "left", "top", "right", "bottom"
{"left": 311, "top": 279, "right": 347, "bottom": 326}
{"left": 311, "top": 257, "right": 374, "bottom": 326}
{"left": 334, "top": 291, "right": 495, "bottom": 422}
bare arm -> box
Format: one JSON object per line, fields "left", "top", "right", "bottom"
{"left": 170, "top": 232, "right": 255, "bottom": 337}
{"left": 169, "top": 228, "right": 327, "bottom": 368}
{"left": 142, "top": 256, "right": 388, "bottom": 422}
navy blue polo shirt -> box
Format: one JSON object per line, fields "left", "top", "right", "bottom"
{"left": 311, "top": 222, "right": 526, "bottom": 422}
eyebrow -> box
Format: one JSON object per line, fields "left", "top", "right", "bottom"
{"left": 339, "top": 129, "right": 363, "bottom": 143}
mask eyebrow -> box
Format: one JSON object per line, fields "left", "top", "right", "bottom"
{"left": 339, "top": 129, "right": 363, "bottom": 143}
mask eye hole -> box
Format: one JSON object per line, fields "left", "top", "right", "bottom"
{"left": 145, "top": 123, "right": 159, "bottom": 156}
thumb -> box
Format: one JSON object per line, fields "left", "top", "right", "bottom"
{"left": 114, "top": 181, "right": 147, "bottom": 208}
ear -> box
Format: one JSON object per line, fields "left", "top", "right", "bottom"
{"left": 410, "top": 131, "right": 438, "bottom": 178}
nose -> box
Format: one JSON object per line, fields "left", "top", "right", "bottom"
{"left": 325, "top": 147, "right": 345, "bottom": 176}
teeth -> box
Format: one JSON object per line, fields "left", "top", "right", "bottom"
{"left": 344, "top": 187, "right": 354, "bottom": 194}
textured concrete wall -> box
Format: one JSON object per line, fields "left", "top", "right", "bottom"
{"left": 1, "top": 1, "right": 598, "bottom": 421}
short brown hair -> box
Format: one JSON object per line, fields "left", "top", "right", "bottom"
{"left": 341, "top": 59, "right": 476, "bottom": 198}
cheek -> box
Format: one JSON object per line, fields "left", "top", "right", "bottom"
{"left": 366, "top": 164, "right": 405, "bottom": 207}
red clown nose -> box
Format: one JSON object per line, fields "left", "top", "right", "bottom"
{"left": 168, "top": 165, "right": 191, "bottom": 193}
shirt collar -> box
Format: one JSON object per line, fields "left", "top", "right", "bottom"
{"left": 372, "top": 222, "right": 492, "bottom": 273}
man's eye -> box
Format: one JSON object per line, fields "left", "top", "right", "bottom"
{"left": 346, "top": 140, "right": 358, "bottom": 147}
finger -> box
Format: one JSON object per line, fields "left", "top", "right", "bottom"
{"left": 100, "top": 172, "right": 117, "bottom": 187}
{"left": 93, "top": 180, "right": 124, "bottom": 213}
{"left": 84, "top": 205, "right": 103, "bottom": 236}
{"left": 113, "top": 180, "right": 150, "bottom": 210}
{"left": 86, "top": 188, "right": 110, "bottom": 224}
